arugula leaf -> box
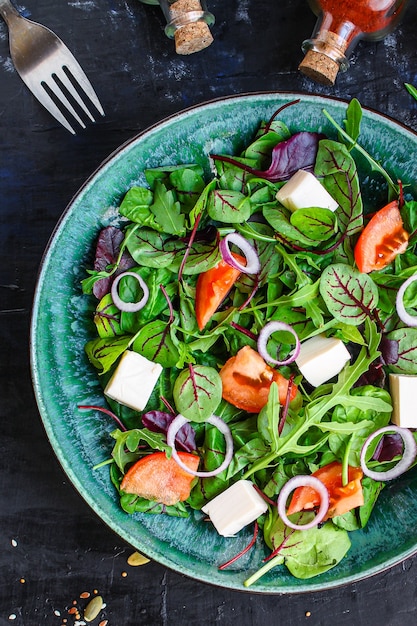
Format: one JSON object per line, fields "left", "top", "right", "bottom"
{"left": 150, "top": 180, "right": 186, "bottom": 236}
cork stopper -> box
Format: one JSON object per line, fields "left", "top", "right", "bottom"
{"left": 174, "top": 20, "right": 214, "bottom": 54}
{"left": 169, "top": 0, "right": 214, "bottom": 54}
{"left": 299, "top": 31, "right": 348, "bottom": 86}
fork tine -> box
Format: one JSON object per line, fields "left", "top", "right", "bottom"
{"left": 62, "top": 56, "right": 105, "bottom": 117}
{"left": 21, "top": 72, "right": 81, "bottom": 134}
{"left": 55, "top": 67, "right": 96, "bottom": 123}
{"left": 22, "top": 70, "right": 85, "bottom": 134}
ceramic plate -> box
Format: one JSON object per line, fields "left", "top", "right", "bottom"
{"left": 30, "top": 92, "right": 417, "bottom": 593}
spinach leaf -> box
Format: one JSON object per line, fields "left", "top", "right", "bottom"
{"left": 244, "top": 513, "right": 350, "bottom": 585}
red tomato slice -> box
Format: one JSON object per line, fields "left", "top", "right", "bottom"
{"left": 354, "top": 200, "right": 409, "bottom": 273}
{"left": 286, "top": 461, "right": 364, "bottom": 520}
{"left": 120, "top": 451, "right": 199, "bottom": 506}
{"left": 195, "top": 254, "right": 246, "bottom": 331}
{"left": 219, "top": 345, "right": 299, "bottom": 413}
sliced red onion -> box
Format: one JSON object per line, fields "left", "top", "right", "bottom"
{"left": 219, "top": 232, "right": 261, "bottom": 275}
{"left": 396, "top": 274, "right": 417, "bottom": 327}
{"left": 277, "top": 475, "right": 329, "bottom": 531}
{"left": 257, "top": 321, "right": 300, "bottom": 366}
{"left": 167, "top": 414, "right": 234, "bottom": 477}
{"left": 360, "top": 425, "right": 417, "bottom": 481}
{"left": 111, "top": 271, "right": 149, "bottom": 313}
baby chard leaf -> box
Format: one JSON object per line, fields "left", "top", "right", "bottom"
{"left": 173, "top": 364, "right": 222, "bottom": 423}
{"left": 132, "top": 320, "right": 180, "bottom": 368}
{"left": 290, "top": 207, "right": 337, "bottom": 242}
{"left": 84, "top": 336, "right": 132, "bottom": 374}
{"left": 315, "top": 139, "right": 363, "bottom": 237}
{"left": 386, "top": 327, "right": 417, "bottom": 374}
{"left": 319, "top": 263, "right": 379, "bottom": 325}
{"left": 208, "top": 189, "right": 252, "bottom": 223}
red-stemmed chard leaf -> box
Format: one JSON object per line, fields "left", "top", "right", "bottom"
{"left": 319, "top": 263, "right": 379, "bottom": 326}
{"left": 211, "top": 132, "right": 324, "bottom": 182}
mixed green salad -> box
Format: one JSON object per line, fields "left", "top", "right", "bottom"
{"left": 81, "top": 98, "right": 417, "bottom": 584}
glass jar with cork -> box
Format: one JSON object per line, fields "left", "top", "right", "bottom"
{"left": 139, "top": 0, "right": 215, "bottom": 54}
{"left": 299, "top": 0, "right": 410, "bottom": 85}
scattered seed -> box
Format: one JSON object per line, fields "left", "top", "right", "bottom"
{"left": 99, "top": 621, "right": 108, "bottom": 626}
{"left": 127, "top": 551, "right": 150, "bottom": 566}
{"left": 8, "top": 615, "right": 16, "bottom": 621}
{"left": 68, "top": 607, "right": 78, "bottom": 615}
{"left": 20, "top": 578, "right": 25, "bottom": 584}
{"left": 306, "top": 611, "right": 311, "bottom": 617}
{"left": 83, "top": 595, "right": 103, "bottom": 622}
{"left": 54, "top": 610, "right": 61, "bottom": 617}
{"left": 121, "top": 571, "right": 128, "bottom": 577}
{"left": 11, "top": 539, "right": 17, "bottom": 547}
{"left": 80, "top": 592, "right": 91, "bottom": 599}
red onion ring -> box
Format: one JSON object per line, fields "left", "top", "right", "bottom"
{"left": 219, "top": 232, "right": 261, "bottom": 275}
{"left": 360, "top": 425, "right": 417, "bottom": 481}
{"left": 257, "top": 321, "right": 300, "bottom": 366}
{"left": 111, "top": 271, "right": 149, "bottom": 313}
{"left": 396, "top": 274, "right": 417, "bottom": 327}
{"left": 277, "top": 475, "right": 329, "bottom": 531}
{"left": 167, "top": 414, "right": 234, "bottom": 477}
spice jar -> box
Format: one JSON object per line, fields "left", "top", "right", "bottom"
{"left": 299, "top": 0, "right": 410, "bottom": 86}
{"left": 139, "top": 0, "right": 215, "bottom": 54}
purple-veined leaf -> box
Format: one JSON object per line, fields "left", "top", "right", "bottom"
{"left": 319, "top": 263, "right": 379, "bottom": 325}
{"left": 132, "top": 320, "right": 180, "bottom": 368}
{"left": 212, "top": 132, "right": 324, "bottom": 182}
{"left": 315, "top": 139, "right": 363, "bottom": 237}
{"left": 208, "top": 189, "right": 251, "bottom": 223}
{"left": 93, "top": 226, "right": 135, "bottom": 299}
{"left": 141, "top": 410, "right": 197, "bottom": 452}
{"left": 173, "top": 364, "right": 222, "bottom": 423}
{"left": 94, "top": 293, "right": 122, "bottom": 338}
{"left": 386, "top": 327, "right": 417, "bottom": 374}
{"left": 84, "top": 336, "right": 131, "bottom": 374}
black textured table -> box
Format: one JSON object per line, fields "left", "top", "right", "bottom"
{"left": 2, "top": 1, "right": 417, "bottom": 624}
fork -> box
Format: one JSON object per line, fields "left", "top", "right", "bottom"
{"left": 0, "top": 0, "right": 104, "bottom": 133}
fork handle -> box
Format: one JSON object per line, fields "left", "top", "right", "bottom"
{"left": 0, "top": 0, "right": 21, "bottom": 25}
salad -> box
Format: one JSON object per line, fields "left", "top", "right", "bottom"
{"left": 80, "top": 98, "right": 417, "bottom": 585}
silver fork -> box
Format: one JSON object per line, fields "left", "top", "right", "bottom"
{"left": 0, "top": 0, "right": 104, "bottom": 133}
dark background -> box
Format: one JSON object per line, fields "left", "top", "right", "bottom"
{"left": 2, "top": 0, "right": 417, "bottom": 624}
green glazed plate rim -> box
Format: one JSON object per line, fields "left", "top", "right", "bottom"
{"left": 30, "top": 92, "right": 417, "bottom": 593}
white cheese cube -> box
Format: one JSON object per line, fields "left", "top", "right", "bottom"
{"left": 201, "top": 479, "right": 268, "bottom": 537}
{"left": 104, "top": 350, "right": 162, "bottom": 412}
{"left": 389, "top": 374, "right": 417, "bottom": 428}
{"left": 276, "top": 169, "right": 338, "bottom": 213}
{"left": 295, "top": 334, "right": 350, "bottom": 387}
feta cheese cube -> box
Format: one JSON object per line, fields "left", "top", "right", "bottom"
{"left": 201, "top": 479, "right": 268, "bottom": 537}
{"left": 389, "top": 373, "right": 417, "bottom": 428}
{"left": 276, "top": 169, "right": 339, "bottom": 213}
{"left": 104, "top": 350, "right": 162, "bottom": 412}
{"left": 295, "top": 334, "right": 350, "bottom": 387}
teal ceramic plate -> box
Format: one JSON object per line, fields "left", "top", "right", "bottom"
{"left": 30, "top": 93, "right": 417, "bottom": 593}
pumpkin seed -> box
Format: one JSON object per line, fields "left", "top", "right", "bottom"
{"left": 127, "top": 551, "right": 150, "bottom": 566}
{"left": 83, "top": 595, "right": 103, "bottom": 622}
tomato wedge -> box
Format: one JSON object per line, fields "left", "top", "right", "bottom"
{"left": 120, "top": 451, "right": 199, "bottom": 506}
{"left": 354, "top": 200, "right": 409, "bottom": 273}
{"left": 219, "top": 345, "right": 299, "bottom": 413}
{"left": 195, "top": 254, "right": 245, "bottom": 330}
{"left": 286, "top": 461, "right": 364, "bottom": 520}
